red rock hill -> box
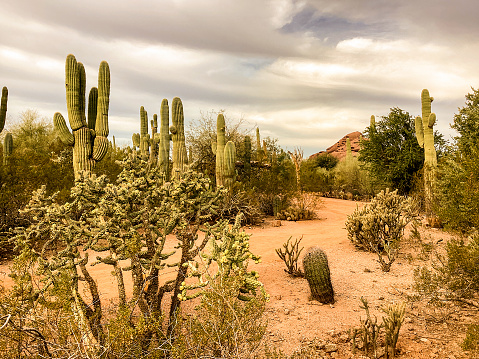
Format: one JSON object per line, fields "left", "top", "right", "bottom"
{"left": 309, "top": 131, "right": 362, "bottom": 161}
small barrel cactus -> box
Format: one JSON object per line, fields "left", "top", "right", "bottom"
{"left": 303, "top": 246, "right": 334, "bottom": 304}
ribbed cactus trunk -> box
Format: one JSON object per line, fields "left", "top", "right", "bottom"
{"left": 303, "top": 246, "right": 334, "bottom": 304}
{"left": 224, "top": 141, "right": 236, "bottom": 189}
{"left": 170, "top": 97, "right": 188, "bottom": 179}
{"left": 158, "top": 99, "right": 170, "bottom": 180}
{"left": 0, "top": 86, "right": 7, "bottom": 133}
{"left": 256, "top": 127, "right": 263, "bottom": 162}
{"left": 415, "top": 89, "right": 437, "bottom": 216}
{"left": 53, "top": 54, "right": 110, "bottom": 179}
{"left": 149, "top": 114, "right": 158, "bottom": 165}
{"left": 3, "top": 132, "right": 12, "bottom": 166}
{"left": 215, "top": 113, "right": 226, "bottom": 187}
{"left": 244, "top": 135, "right": 252, "bottom": 177}
{"left": 139, "top": 106, "right": 150, "bottom": 160}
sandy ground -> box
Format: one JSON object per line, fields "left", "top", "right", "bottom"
{"left": 0, "top": 197, "right": 474, "bottom": 358}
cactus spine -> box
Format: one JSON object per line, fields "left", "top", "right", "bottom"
{"left": 170, "top": 97, "right": 188, "bottom": 179}
{"left": 3, "top": 132, "right": 12, "bottom": 166}
{"left": 0, "top": 86, "right": 7, "bottom": 133}
{"left": 215, "top": 113, "right": 226, "bottom": 187}
{"left": 415, "top": 89, "right": 437, "bottom": 216}
{"left": 54, "top": 54, "right": 110, "bottom": 178}
{"left": 158, "top": 99, "right": 170, "bottom": 179}
{"left": 224, "top": 141, "right": 236, "bottom": 189}
{"left": 303, "top": 246, "right": 334, "bottom": 304}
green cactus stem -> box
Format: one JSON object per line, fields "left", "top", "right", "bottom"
{"left": 149, "top": 114, "right": 159, "bottom": 165}
{"left": 303, "top": 246, "right": 334, "bottom": 304}
{"left": 0, "top": 86, "right": 7, "bottom": 133}
{"left": 54, "top": 55, "right": 110, "bottom": 178}
{"left": 415, "top": 89, "right": 437, "bottom": 217}
{"left": 170, "top": 97, "right": 188, "bottom": 179}
{"left": 215, "top": 113, "right": 226, "bottom": 187}
{"left": 132, "top": 133, "right": 140, "bottom": 150}
{"left": 345, "top": 137, "right": 353, "bottom": 162}
{"left": 3, "top": 132, "right": 12, "bottom": 166}
{"left": 243, "top": 135, "right": 252, "bottom": 176}
{"left": 139, "top": 106, "right": 150, "bottom": 159}
{"left": 224, "top": 141, "right": 236, "bottom": 189}
{"left": 158, "top": 99, "right": 170, "bottom": 179}
{"left": 256, "top": 127, "right": 264, "bottom": 162}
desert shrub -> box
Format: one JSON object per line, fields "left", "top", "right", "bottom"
{"left": 172, "top": 274, "right": 267, "bottom": 359}
{"left": 345, "top": 189, "right": 416, "bottom": 271}
{"left": 300, "top": 159, "right": 336, "bottom": 193}
{"left": 275, "top": 192, "right": 321, "bottom": 221}
{"left": 332, "top": 156, "right": 377, "bottom": 199}
{"left": 216, "top": 182, "right": 264, "bottom": 225}
{"left": 414, "top": 233, "right": 479, "bottom": 308}
{"left": 462, "top": 324, "right": 479, "bottom": 353}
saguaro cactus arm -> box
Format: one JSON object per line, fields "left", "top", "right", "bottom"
{"left": 0, "top": 86, "right": 8, "bottom": 133}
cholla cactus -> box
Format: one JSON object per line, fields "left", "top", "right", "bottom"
{"left": 53, "top": 54, "right": 110, "bottom": 178}
{"left": 303, "top": 246, "right": 334, "bottom": 304}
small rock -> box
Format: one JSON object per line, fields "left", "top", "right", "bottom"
{"left": 404, "top": 317, "right": 412, "bottom": 323}
{"left": 275, "top": 295, "right": 282, "bottom": 300}
{"left": 324, "top": 343, "right": 338, "bottom": 353}
{"left": 330, "top": 352, "right": 339, "bottom": 358}
{"left": 284, "top": 308, "right": 290, "bottom": 315}
{"left": 378, "top": 296, "right": 385, "bottom": 300}
{"left": 420, "top": 338, "right": 429, "bottom": 343}
{"left": 272, "top": 220, "right": 282, "bottom": 227}
{"left": 376, "top": 347, "right": 386, "bottom": 358}
{"left": 339, "top": 334, "right": 349, "bottom": 342}
{"left": 364, "top": 268, "right": 372, "bottom": 272}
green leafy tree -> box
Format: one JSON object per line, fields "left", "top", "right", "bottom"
{"left": 436, "top": 88, "right": 479, "bottom": 230}
{"left": 359, "top": 107, "right": 424, "bottom": 195}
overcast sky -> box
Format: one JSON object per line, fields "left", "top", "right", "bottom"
{"left": 1, "top": 0, "right": 477, "bottom": 156}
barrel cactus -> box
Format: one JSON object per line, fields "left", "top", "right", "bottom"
{"left": 53, "top": 54, "right": 110, "bottom": 178}
{"left": 303, "top": 246, "right": 334, "bottom": 304}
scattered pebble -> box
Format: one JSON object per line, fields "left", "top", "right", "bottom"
{"left": 284, "top": 308, "right": 290, "bottom": 315}
{"left": 324, "top": 343, "right": 338, "bottom": 353}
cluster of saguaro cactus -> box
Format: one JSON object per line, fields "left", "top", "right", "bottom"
{"left": 302, "top": 246, "right": 334, "bottom": 304}
{"left": 53, "top": 54, "right": 110, "bottom": 178}
{"left": 415, "top": 89, "right": 437, "bottom": 216}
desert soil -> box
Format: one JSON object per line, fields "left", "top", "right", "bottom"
{"left": 0, "top": 197, "right": 475, "bottom": 358}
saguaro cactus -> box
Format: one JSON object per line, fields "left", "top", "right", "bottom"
{"left": 303, "top": 246, "right": 334, "bottom": 304}
{"left": 158, "top": 99, "right": 170, "bottom": 179}
{"left": 214, "top": 113, "right": 226, "bottom": 187}
{"left": 149, "top": 114, "right": 158, "bottom": 165}
{"left": 0, "top": 86, "right": 7, "bottom": 134}
{"left": 3, "top": 132, "right": 12, "bottom": 166}
{"left": 243, "top": 135, "right": 252, "bottom": 176}
{"left": 224, "top": 141, "right": 236, "bottom": 189}
{"left": 139, "top": 106, "right": 150, "bottom": 159}
{"left": 345, "top": 137, "right": 353, "bottom": 163}
{"left": 170, "top": 97, "right": 188, "bottom": 179}
{"left": 54, "top": 54, "right": 110, "bottom": 178}
{"left": 415, "top": 89, "right": 437, "bottom": 216}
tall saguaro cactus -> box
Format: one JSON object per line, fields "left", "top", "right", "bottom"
{"left": 139, "top": 106, "right": 150, "bottom": 159}
{"left": 415, "top": 89, "right": 437, "bottom": 216}
{"left": 54, "top": 54, "right": 110, "bottom": 178}
{"left": 224, "top": 141, "right": 236, "bottom": 189}
{"left": 170, "top": 97, "right": 188, "bottom": 179}
{"left": 158, "top": 99, "right": 170, "bottom": 179}
{"left": 214, "top": 113, "right": 226, "bottom": 187}
{"left": 0, "top": 86, "right": 7, "bottom": 134}
{"left": 3, "top": 132, "right": 12, "bottom": 166}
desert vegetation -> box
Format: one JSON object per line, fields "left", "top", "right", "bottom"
{"left": 0, "top": 53, "right": 479, "bottom": 358}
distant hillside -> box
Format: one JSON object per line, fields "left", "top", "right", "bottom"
{"left": 309, "top": 131, "right": 362, "bottom": 161}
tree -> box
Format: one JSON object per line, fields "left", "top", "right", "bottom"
{"left": 359, "top": 107, "right": 424, "bottom": 195}
{"left": 435, "top": 88, "right": 479, "bottom": 230}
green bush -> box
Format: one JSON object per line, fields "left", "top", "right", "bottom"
{"left": 345, "top": 189, "right": 416, "bottom": 271}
